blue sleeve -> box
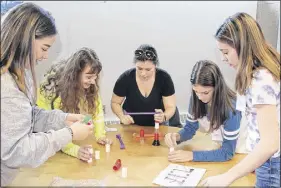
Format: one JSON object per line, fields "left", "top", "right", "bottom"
{"left": 178, "top": 118, "right": 199, "bottom": 142}
{"left": 178, "top": 98, "right": 199, "bottom": 142}
{"left": 193, "top": 110, "right": 241, "bottom": 162}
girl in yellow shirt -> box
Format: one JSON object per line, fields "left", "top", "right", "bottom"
{"left": 37, "top": 47, "right": 112, "bottom": 162}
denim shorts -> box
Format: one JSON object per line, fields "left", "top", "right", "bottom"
{"left": 255, "top": 156, "right": 280, "bottom": 187}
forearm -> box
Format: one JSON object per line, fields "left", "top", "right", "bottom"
{"left": 164, "top": 106, "right": 176, "bottom": 121}
{"left": 61, "top": 142, "right": 80, "bottom": 158}
{"left": 33, "top": 106, "right": 68, "bottom": 132}
{"left": 227, "top": 104, "right": 279, "bottom": 182}
{"left": 193, "top": 120, "right": 239, "bottom": 162}
{"left": 111, "top": 102, "right": 124, "bottom": 119}
{"left": 94, "top": 121, "right": 106, "bottom": 140}
{"left": 2, "top": 128, "right": 72, "bottom": 168}
{"left": 226, "top": 140, "right": 279, "bottom": 182}
{"left": 178, "top": 121, "right": 198, "bottom": 142}
{"left": 1, "top": 97, "right": 72, "bottom": 169}
{"left": 94, "top": 96, "right": 107, "bottom": 140}
{"left": 193, "top": 147, "right": 234, "bottom": 162}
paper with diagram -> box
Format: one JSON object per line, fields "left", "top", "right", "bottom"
{"left": 153, "top": 164, "right": 206, "bottom": 186}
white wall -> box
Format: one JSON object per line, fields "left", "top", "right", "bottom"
{"left": 256, "top": 1, "right": 280, "bottom": 50}
{"left": 30, "top": 1, "right": 257, "bottom": 119}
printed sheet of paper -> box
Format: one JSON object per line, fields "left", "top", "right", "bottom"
{"left": 49, "top": 177, "right": 104, "bottom": 187}
{"left": 153, "top": 164, "right": 206, "bottom": 186}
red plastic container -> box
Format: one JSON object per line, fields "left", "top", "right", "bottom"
{"left": 113, "top": 159, "right": 122, "bottom": 171}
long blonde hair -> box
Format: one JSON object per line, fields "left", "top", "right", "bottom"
{"left": 215, "top": 12, "right": 280, "bottom": 94}
{"left": 1, "top": 2, "right": 57, "bottom": 100}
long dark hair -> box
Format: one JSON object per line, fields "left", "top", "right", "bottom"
{"left": 189, "top": 60, "right": 236, "bottom": 131}
{"left": 39, "top": 47, "right": 102, "bottom": 116}
{"left": 1, "top": 2, "right": 57, "bottom": 101}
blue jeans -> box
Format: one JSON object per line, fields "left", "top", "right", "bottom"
{"left": 255, "top": 156, "right": 280, "bottom": 187}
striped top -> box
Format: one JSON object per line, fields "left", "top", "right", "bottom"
{"left": 178, "top": 99, "right": 241, "bottom": 162}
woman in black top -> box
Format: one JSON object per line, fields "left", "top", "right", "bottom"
{"left": 111, "top": 44, "right": 176, "bottom": 126}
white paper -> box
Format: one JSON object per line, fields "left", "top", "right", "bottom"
{"left": 153, "top": 164, "right": 206, "bottom": 187}
{"left": 105, "top": 126, "right": 118, "bottom": 132}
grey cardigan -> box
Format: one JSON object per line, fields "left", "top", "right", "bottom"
{"left": 1, "top": 71, "right": 72, "bottom": 186}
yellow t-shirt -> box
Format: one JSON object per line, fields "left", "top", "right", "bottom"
{"left": 37, "top": 88, "right": 106, "bottom": 158}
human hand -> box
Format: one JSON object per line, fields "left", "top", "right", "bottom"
{"left": 120, "top": 115, "right": 134, "bottom": 125}
{"left": 164, "top": 133, "right": 180, "bottom": 148}
{"left": 97, "top": 137, "right": 113, "bottom": 145}
{"left": 154, "top": 109, "right": 165, "bottom": 123}
{"left": 78, "top": 145, "right": 93, "bottom": 162}
{"left": 168, "top": 150, "right": 193, "bottom": 162}
{"left": 70, "top": 121, "right": 93, "bottom": 140}
{"left": 65, "top": 114, "right": 85, "bottom": 126}
{"left": 199, "top": 173, "right": 234, "bottom": 187}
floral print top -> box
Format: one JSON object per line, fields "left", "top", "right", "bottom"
{"left": 237, "top": 68, "right": 280, "bottom": 158}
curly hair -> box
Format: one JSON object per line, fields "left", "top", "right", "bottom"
{"left": 39, "top": 47, "right": 102, "bottom": 116}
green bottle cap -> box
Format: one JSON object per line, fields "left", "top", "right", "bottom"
{"left": 82, "top": 115, "right": 92, "bottom": 124}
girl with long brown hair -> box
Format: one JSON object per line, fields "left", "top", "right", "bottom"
{"left": 165, "top": 60, "right": 243, "bottom": 162}
{"left": 201, "top": 12, "right": 280, "bottom": 187}
{"left": 38, "top": 47, "right": 112, "bottom": 162}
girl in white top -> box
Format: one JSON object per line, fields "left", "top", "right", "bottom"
{"left": 201, "top": 12, "right": 280, "bottom": 187}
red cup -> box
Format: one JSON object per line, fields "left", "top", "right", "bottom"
{"left": 113, "top": 159, "right": 122, "bottom": 171}
{"left": 140, "top": 129, "right": 144, "bottom": 137}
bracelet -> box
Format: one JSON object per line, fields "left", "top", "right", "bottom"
{"left": 66, "top": 127, "right": 73, "bottom": 138}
